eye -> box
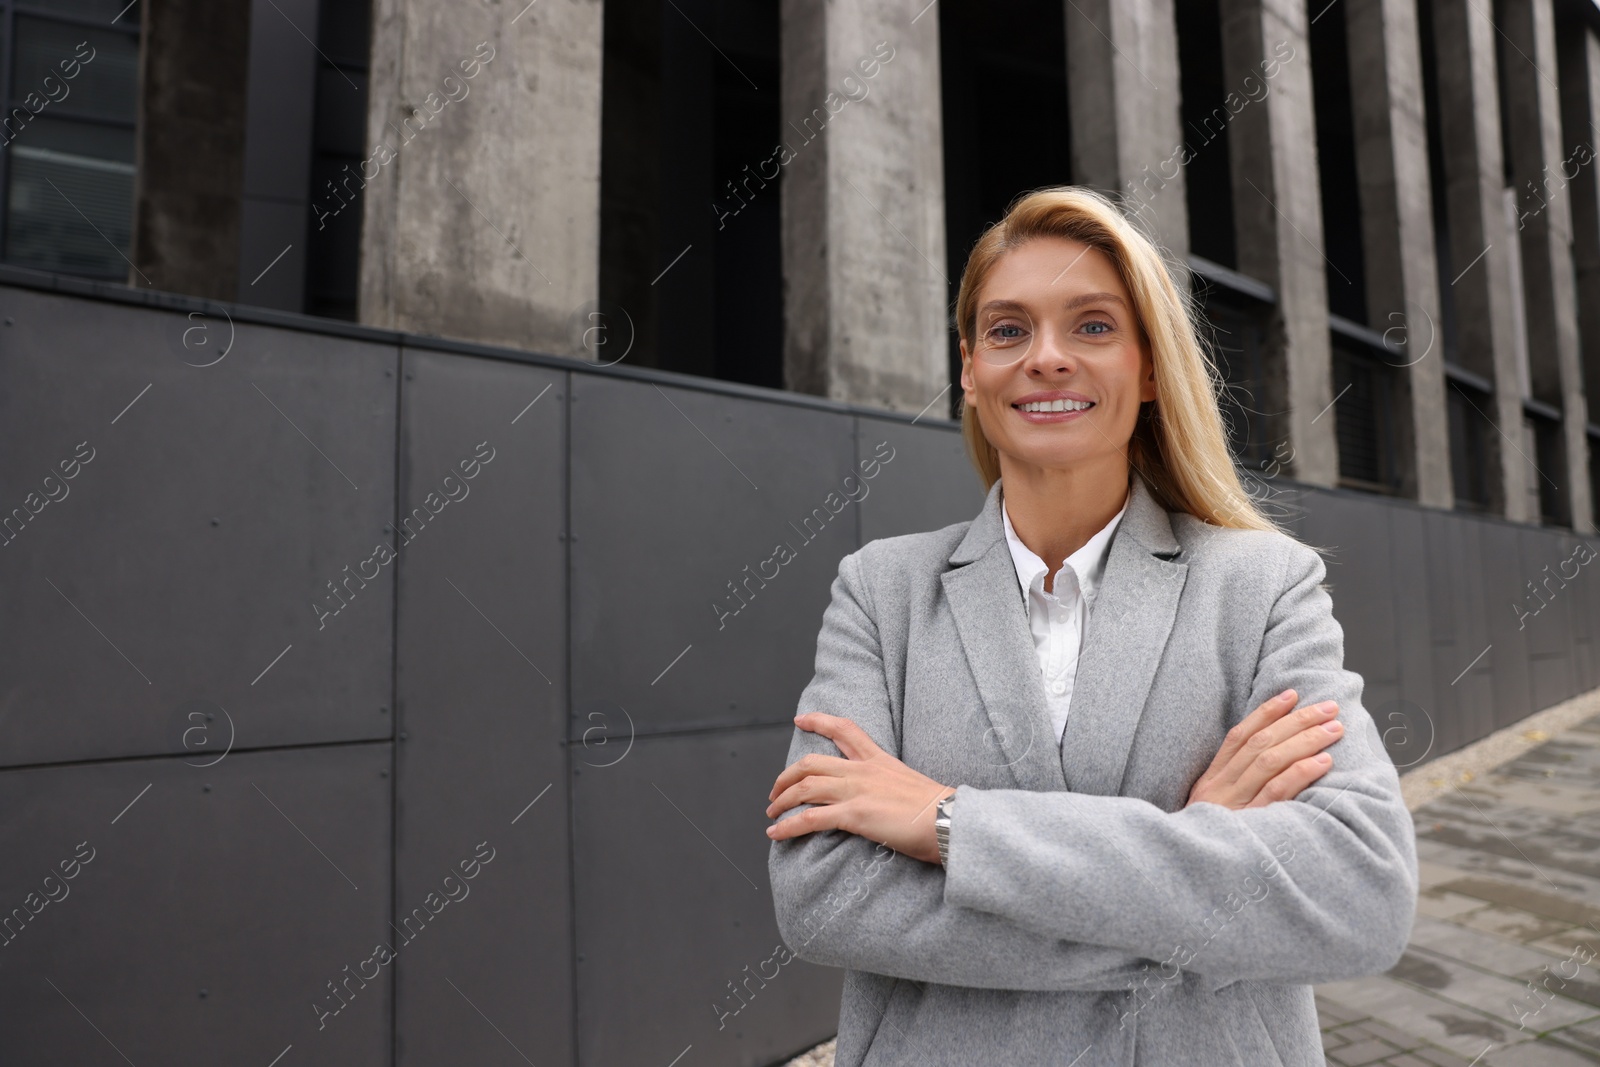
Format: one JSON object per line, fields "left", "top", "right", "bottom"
{"left": 1080, "top": 319, "right": 1114, "bottom": 336}
{"left": 984, "top": 322, "right": 1027, "bottom": 343}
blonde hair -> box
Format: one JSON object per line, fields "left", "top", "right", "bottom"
{"left": 956, "top": 185, "right": 1281, "bottom": 532}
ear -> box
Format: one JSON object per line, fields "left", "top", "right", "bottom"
{"left": 1139, "top": 341, "right": 1158, "bottom": 404}
{"left": 959, "top": 338, "right": 976, "bottom": 403}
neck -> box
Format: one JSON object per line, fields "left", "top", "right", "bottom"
{"left": 999, "top": 456, "right": 1131, "bottom": 592}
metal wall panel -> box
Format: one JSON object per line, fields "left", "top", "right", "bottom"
{"left": 1422, "top": 512, "right": 1493, "bottom": 759}
{"left": 1299, "top": 489, "right": 1401, "bottom": 701}
{"left": 855, "top": 418, "right": 985, "bottom": 545}
{"left": 1387, "top": 506, "right": 1438, "bottom": 751}
{"left": 1573, "top": 533, "right": 1600, "bottom": 691}
{"left": 0, "top": 287, "right": 397, "bottom": 768}
{"left": 570, "top": 377, "right": 857, "bottom": 734}
{"left": 572, "top": 725, "right": 835, "bottom": 1067}
{"left": 393, "top": 351, "right": 574, "bottom": 1067}
{"left": 1519, "top": 526, "right": 1578, "bottom": 713}
{"left": 0, "top": 743, "right": 392, "bottom": 1066}
{"left": 1480, "top": 522, "right": 1535, "bottom": 729}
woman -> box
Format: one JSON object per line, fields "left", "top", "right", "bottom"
{"left": 764, "top": 187, "right": 1417, "bottom": 1066}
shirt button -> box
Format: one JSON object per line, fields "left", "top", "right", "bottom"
{"left": 1052, "top": 681, "right": 1067, "bottom": 695}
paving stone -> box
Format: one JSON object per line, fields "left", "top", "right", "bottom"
{"left": 1548, "top": 1018, "right": 1600, "bottom": 1055}
{"left": 1510, "top": 965, "right": 1600, "bottom": 1011}
{"left": 1382, "top": 947, "right": 1597, "bottom": 1031}
{"left": 1437, "top": 877, "right": 1600, "bottom": 929}
{"left": 1407, "top": 914, "right": 1570, "bottom": 975}
{"left": 1417, "top": 889, "right": 1493, "bottom": 921}
{"left": 1454, "top": 778, "right": 1600, "bottom": 817}
{"left": 1387, "top": 1055, "right": 1439, "bottom": 1067}
{"left": 1419, "top": 859, "right": 1477, "bottom": 891}
{"left": 1459, "top": 904, "right": 1575, "bottom": 944}
{"left": 1316, "top": 976, "right": 1517, "bottom": 1059}
{"left": 1412, "top": 1045, "right": 1478, "bottom": 1066}
{"left": 1329, "top": 1036, "right": 1403, "bottom": 1064}
{"left": 1416, "top": 838, "right": 1600, "bottom": 903}
{"left": 1482, "top": 1037, "right": 1600, "bottom": 1065}
{"left": 1352, "top": 1018, "right": 1428, "bottom": 1050}
{"left": 1532, "top": 929, "right": 1600, "bottom": 959}
{"left": 1319, "top": 996, "right": 1367, "bottom": 1026}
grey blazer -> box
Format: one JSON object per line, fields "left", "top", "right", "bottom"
{"left": 767, "top": 470, "right": 1418, "bottom": 1066}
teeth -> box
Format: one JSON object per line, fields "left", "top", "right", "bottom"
{"left": 1019, "top": 399, "right": 1092, "bottom": 412}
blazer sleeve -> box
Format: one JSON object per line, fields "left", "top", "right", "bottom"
{"left": 941, "top": 539, "right": 1420, "bottom": 994}
{"left": 767, "top": 549, "right": 1163, "bottom": 992}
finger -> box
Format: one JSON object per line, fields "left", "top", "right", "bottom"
{"left": 767, "top": 772, "right": 849, "bottom": 819}
{"left": 794, "top": 712, "right": 885, "bottom": 762}
{"left": 1207, "top": 689, "right": 1298, "bottom": 779}
{"left": 1217, "top": 699, "right": 1338, "bottom": 789}
{"left": 767, "top": 752, "right": 851, "bottom": 801}
{"left": 766, "top": 798, "right": 847, "bottom": 842}
{"left": 1244, "top": 752, "right": 1335, "bottom": 809}
{"left": 1230, "top": 716, "right": 1342, "bottom": 801}
{"left": 1243, "top": 699, "right": 1341, "bottom": 756}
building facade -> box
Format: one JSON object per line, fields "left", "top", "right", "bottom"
{"left": 3, "top": 0, "right": 1596, "bottom": 532}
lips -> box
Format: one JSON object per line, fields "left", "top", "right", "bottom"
{"left": 1011, "top": 390, "right": 1095, "bottom": 409}
{"left": 1013, "top": 398, "right": 1095, "bottom": 412}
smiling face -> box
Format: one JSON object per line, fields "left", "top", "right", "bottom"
{"left": 959, "top": 236, "right": 1157, "bottom": 481}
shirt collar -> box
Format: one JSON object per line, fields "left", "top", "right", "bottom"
{"left": 1001, "top": 489, "right": 1129, "bottom": 604}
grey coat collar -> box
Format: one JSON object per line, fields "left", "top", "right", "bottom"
{"left": 939, "top": 470, "right": 1189, "bottom": 795}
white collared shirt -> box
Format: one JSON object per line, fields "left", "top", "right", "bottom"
{"left": 1000, "top": 490, "right": 1128, "bottom": 745}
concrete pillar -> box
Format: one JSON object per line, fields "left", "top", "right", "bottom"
{"left": 1218, "top": 0, "right": 1337, "bottom": 486}
{"left": 1065, "top": 0, "right": 1189, "bottom": 260}
{"left": 1499, "top": 0, "right": 1594, "bottom": 533}
{"left": 1558, "top": 26, "right": 1600, "bottom": 426}
{"left": 130, "top": 0, "right": 251, "bottom": 297}
{"left": 779, "top": 3, "right": 946, "bottom": 414}
{"left": 1344, "top": 0, "right": 1452, "bottom": 508}
{"left": 359, "top": 0, "right": 602, "bottom": 357}
{"left": 1428, "top": 0, "right": 1534, "bottom": 522}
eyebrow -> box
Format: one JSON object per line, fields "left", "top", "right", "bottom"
{"left": 977, "top": 292, "right": 1129, "bottom": 318}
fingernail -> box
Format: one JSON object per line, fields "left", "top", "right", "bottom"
{"left": 765, "top": 825, "right": 777, "bottom": 837}
{"left": 1316, "top": 753, "right": 1332, "bottom": 764}
{"left": 1277, "top": 689, "right": 1294, "bottom": 702}
{"left": 1323, "top": 721, "right": 1342, "bottom": 734}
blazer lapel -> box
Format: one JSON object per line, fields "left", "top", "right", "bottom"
{"left": 1060, "top": 476, "right": 1187, "bottom": 795}
{"left": 940, "top": 471, "right": 1187, "bottom": 796}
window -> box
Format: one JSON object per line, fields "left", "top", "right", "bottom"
{"left": 0, "top": 0, "right": 140, "bottom": 278}
{"left": 1527, "top": 408, "right": 1569, "bottom": 527}
{"left": 1446, "top": 377, "right": 1492, "bottom": 512}
{"left": 1332, "top": 340, "right": 1401, "bottom": 494}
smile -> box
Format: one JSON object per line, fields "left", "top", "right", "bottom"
{"left": 1015, "top": 399, "right": 1093, "bottom": 413}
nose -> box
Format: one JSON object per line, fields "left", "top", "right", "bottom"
{"left": 1018, "top": 324, "right": 1077, "bottom": 373}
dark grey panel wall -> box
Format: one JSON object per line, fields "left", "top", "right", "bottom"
{"left": 393, "top": 350, "right": 573, "bottom": 1067}
{"left": 856, "top": 418, "right": 985, "bottom": 544}
{"left": 0, "top": 743, "right": 392, "bottom": 1066}
{"left": 0, "top": 287, "right": 397, "bottom": 768}
{"left": 569, "top": 375, "right": 857, "bottom": 735}
{"left": 572, "top": 726, "right": 829, "bottom": 1067}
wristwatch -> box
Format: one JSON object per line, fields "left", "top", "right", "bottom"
{"left": 935, "top": 791, "right": 956, "bottom": 866}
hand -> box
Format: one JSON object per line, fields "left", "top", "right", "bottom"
{"left": 765, "top": 712, "right": 955, "bottom": 865}
{"left": 1185, "top": 688, "right": 1342, "bottom": 810}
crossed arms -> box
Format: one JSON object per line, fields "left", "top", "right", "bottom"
{"left": 766, "top": 544, "right": 1417, "bottom": 993}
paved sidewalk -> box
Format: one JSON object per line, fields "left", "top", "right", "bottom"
{"left": 1315, "top": 697, "right": 1600, "bottom": 1066}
